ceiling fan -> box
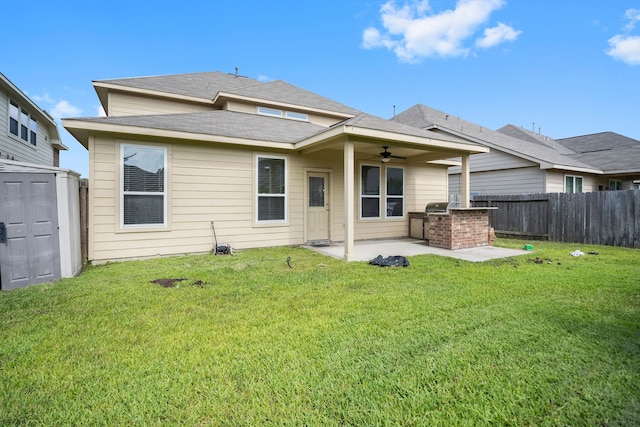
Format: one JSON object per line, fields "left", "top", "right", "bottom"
{"left": 379, "top": 146, "right": 405, "bottom": 163}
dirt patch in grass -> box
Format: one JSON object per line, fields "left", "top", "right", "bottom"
{"left": 151, "top": 278, "right": 204, "bottom": 288}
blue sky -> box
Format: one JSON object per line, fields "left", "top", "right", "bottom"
{"left": 4, "top": 0, "right": 639, "bottom": 178}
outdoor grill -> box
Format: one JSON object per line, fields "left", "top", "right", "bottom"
{"left": 413, "top": 201, "right": 460, "bottom": 240}
{"left": 424, "top": 201, "right": 459, "bottom": 218}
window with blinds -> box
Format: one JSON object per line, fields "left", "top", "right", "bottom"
{"left": 121, "top": 144, "right": 167, "bottom": 227}
{"left": 256, "top": 155, "right": 287, "bottom": 222}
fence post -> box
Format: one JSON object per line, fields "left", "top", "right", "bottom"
{"left": 79, "top": 179, "right": 89, "bottom": 264}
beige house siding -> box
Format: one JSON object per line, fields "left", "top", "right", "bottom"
{"left": 88, "top": 136, "right": 450, "bottom": 263}
{"left": 224, "top": 100, "right": 345, "bottom": 127}
{"left": 1, "top": 91, "right": 55, "bottom": 165}
{"left": 108, "top": 92, "right": 212, "bottom": 117}
{"left": 546, "top": 170, "right": 598, "bottom": 193}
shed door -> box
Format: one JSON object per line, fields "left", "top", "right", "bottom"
{"left": 0, "top": 173, "right": 61, "bottom": 290}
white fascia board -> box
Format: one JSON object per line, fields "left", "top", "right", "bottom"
{"left": 61, "top": 119, "right": 294, "bottom": 151}
{"left": 431, "top": 159, "right": 462, "bottom": 166}
{"left": 540, "top": 162, "right": 603, "bottom": 174}
{"left": 214, "top": 92, "right": 355, "bottom": 119}
{"left": 342, "top": 125, "right": 489, "bottom": 154}
{"left": 296, "top": 124, "right": 489, "bottom": 154}
{"left": 92, "top": 82, "right": 215, "bottom": 106}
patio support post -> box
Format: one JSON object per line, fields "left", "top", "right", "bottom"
{"left": 343, "top": 139, "right": 355, "bottom": 261}
{"left": 461, "top": 153, "right": 470, "bottom": 208}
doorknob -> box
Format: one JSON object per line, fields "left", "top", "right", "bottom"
{"left": 0, "top": 222, "right": 6, "bottom": 244}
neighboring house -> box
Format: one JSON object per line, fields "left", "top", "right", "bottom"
{"left": 62, "top": 71, "right": 487, "bottom": 263}
{"left": 393, "top": 104, "right": 640, "bottom": 195}
{"left": 1, "top": 72, "right": 67, "bottom": 166}
{"left": 1, "top": 72, "right": 80, "bottom": 290}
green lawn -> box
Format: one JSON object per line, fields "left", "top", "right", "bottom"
{"left": 1, "top": 240, "right": 639, "bottom": 426}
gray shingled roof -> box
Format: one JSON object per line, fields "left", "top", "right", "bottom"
{"left": 496, "top": 124, "right": 575, "bottom": 156}
{"left": 342, "top": 113, "right": 475, "bottom": 144}
{"left": 393, "top": 104, "right": 596, "bottom": 171}
{"left": 556, "top": 132, "right": 640, "bottom": 173}
{"left": 95, "top": 71, "right": 360, "bottom": 116}
{"left": 76, "top": 110, "right": 326, "bottom": 143}
{"left": 96, "top": 71, "right": 258, "bottom": 100}
{"left": 224, "top": 80, "right": 360, "bottom": 116}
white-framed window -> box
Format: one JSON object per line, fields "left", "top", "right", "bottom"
{"left": 360, "top": 164, "right": 405, "bottom": 219}
{"left": 20, "top": 108, "right": 29, "bottom": 142}
{"left": 257, "top": 106, "right": 308, "bottom": 121}
{"left": 256, "top": 155, "right": 287, "bottom": 223}
{"left": 121, "top": 144, "right": 167, "bottom": 227}
{"left": 565, "top": 175, "right": 583, "bottom": 193}
{"left": 9, "top": 100, "right": 19, "bottom": 137}
{"left": 29, "top": 116, "right": 37, "bottom": 146}
{"left": 386, "top": 167, "right": 404, "bottom": 218}
{"left": 7, "top": 99, "right": 37, "bottom": 146}
{"left": 285, "top": 111, "right": 308, "bottom": 121}
{"left": 257, "top": 106, "right": 282, "bottom": 118}
{"left": 609, "top": 179, "right": 622, "bottom": 191}
{"left": 361, "top": 164, "right": 381, "bottom": 218}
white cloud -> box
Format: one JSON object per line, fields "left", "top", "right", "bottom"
{"left": 50, "top": 100, "right": 81, "bottom": 120}
{"left": 607, "top": 35, "right": 640, "bottom": 65}
{"left": 30, "top": 92, "right": 82, "bottom": 120}
{"left": 606, "top": 9, "right": 640, "bottom": 66}
{"left": 362, "top": 0, "right": 519, "bottom": 62}
{"left": 32, "top": 92, "right": 56, "bottom": 104}
{"left": 475, "top": 22, "right": 521, "bottom": 49}
{"left": 97, "top": 105, "right": 106, "bottom": 117}
{"left": 624, "top": 8, "right": 640, "bottom": 31}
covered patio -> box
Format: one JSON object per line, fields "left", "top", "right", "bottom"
{"left": 304, "top": 238, "right": 529, "bottom": 263}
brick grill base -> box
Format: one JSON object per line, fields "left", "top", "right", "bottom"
{"left": 427, "top": 209, "right": 491, "bottom": 250}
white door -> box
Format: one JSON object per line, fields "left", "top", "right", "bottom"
{"left": 306, "top": 172, "right": 330, "bottom": 242}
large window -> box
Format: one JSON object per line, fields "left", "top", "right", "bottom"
{"left": 361, "top": 165, "right": 380, "bottom": 218}
{"left": 256, "top": 155, "right": 287, "bottom": 222}
{"left": 565, "top": 175, "right": 583, "bottom": 193}
{"left": 360, "top": 165, "right": 404, "bottom": 219}
{"left": 386, "top": 167, "right": 404, "bottom": 217}
{"left": 121, "top": 144, "right": 167, "bottom": 227}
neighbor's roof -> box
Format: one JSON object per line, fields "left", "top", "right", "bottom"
{"left": 94, "top": 71, "right": 360, "bottom": 117}
{"left": 393, "top": 104, "right": 599, "bottom": 173}
{"left": 556, "top": 132, "right": 640, "bottom": 174}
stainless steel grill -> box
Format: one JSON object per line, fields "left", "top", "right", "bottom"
{"left": 421, "top": 201, "right": 460, "bottom": 239}
{"left": 424, "top": 201, "right": 460, "bottom": 217}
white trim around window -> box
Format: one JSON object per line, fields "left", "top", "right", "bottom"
{"left": 120, "top": 143, "right": 168, "bottom": 228}
{"left": 255, "top": 154, "right": 288, "bottom": 224}
{"left": 564, "top": 175, "right": 583, "bottom": 194}
{"left": 359, "top": 163, "right": 405, "bottom": 220}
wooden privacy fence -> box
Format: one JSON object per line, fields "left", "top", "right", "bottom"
{"left": 472, "top": 191, "right": 640, "bottom": 248}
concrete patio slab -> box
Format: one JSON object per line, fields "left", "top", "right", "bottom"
{"left": 304, "top": 238, "right": 529, "bottom": 262}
